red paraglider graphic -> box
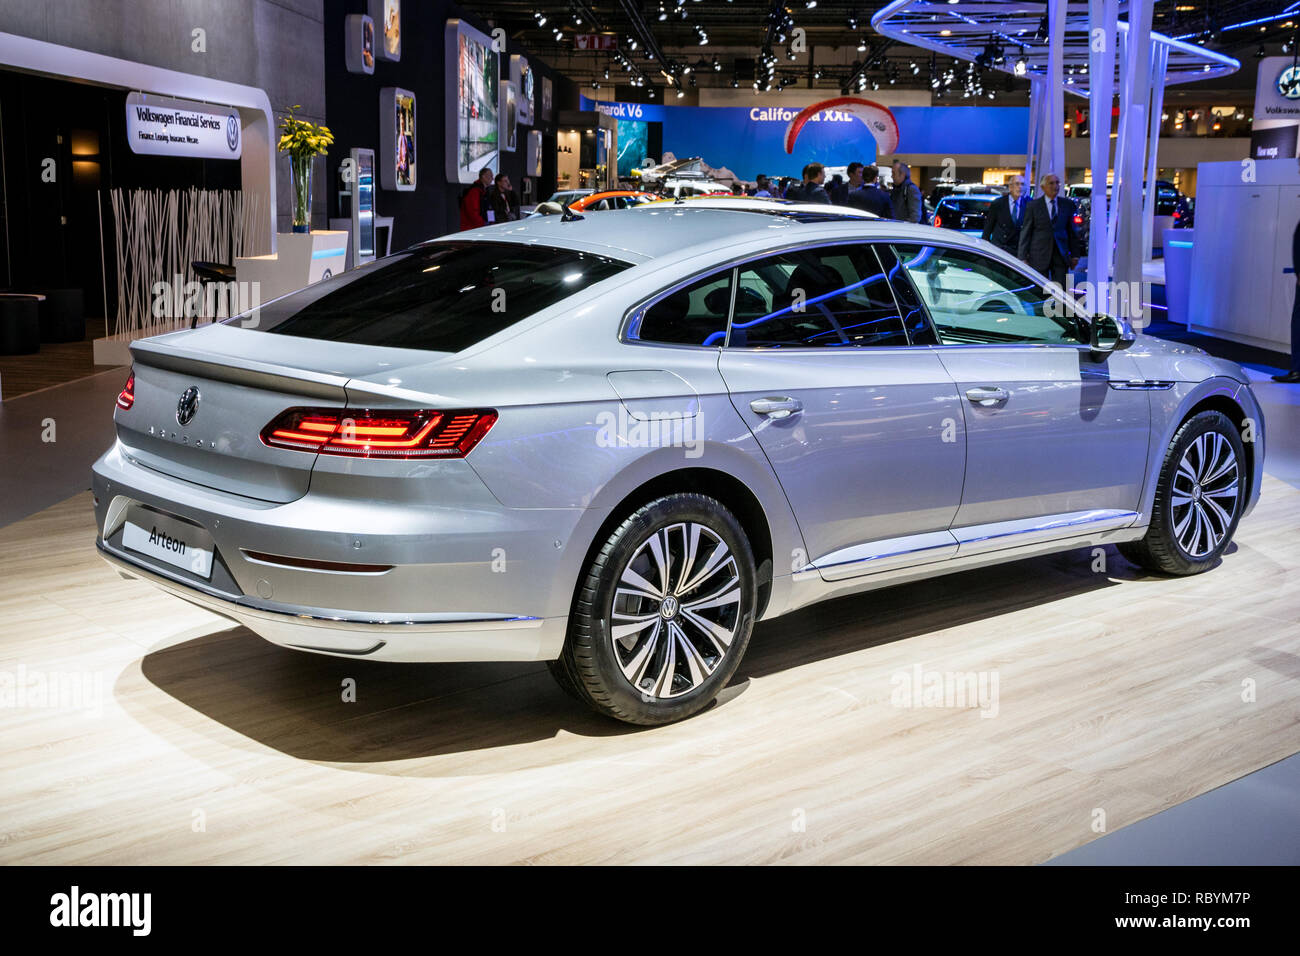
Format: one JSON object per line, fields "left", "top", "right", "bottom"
{"left": 783, "top": 96, "right": 900, "bottom": 157}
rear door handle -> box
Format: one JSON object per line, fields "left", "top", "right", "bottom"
{"left": 965, "top": 386, "right": 1009, "bottom": 406}
{"left": 750, "top": 396, "right": 803, "bottom": 419}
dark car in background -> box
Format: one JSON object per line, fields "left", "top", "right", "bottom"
{"left": 931, "top": 195, "right": 998, "bottom": 236}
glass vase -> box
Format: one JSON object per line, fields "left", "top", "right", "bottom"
{"left": 290, "top": 153, "right": 313, "bottom": 233}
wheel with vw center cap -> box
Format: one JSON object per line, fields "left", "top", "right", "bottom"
{"left": 1119, "top": 410, "right": 1246, "bottom": 575}
{"left": 550, "top": 493, "right": 757, "bottom": 725}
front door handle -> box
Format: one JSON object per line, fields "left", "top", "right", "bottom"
{"left": 965, "top": 386, "right": 1009, "bottom": 406}
{"left": 750, "top": 396, "right": 803, "bottom": 419}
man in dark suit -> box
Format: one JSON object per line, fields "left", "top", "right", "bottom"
{"left": 981, "top": 174, "right": 1028, "bottom": 256}
{"left": 844, "top": 163, "right": 895, "bottom": 218}
{"left": 1274, "top": 217, "right": 1300, "bottom": 382}
{"left": 784, "top": 162, "right": 832, "bottom": 204}
{"left": 1017, "top": 173, "right": 1083, "bottom": 289}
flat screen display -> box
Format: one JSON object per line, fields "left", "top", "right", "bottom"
{"left": 446, "top": 20, "right": 499, "bottom": 183}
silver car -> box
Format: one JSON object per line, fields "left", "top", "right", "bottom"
{"left": 93, "top": 206, "right": 1265, "bottom": 725}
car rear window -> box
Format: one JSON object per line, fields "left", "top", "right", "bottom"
{"left": 943, "top": 198, "right": 995, "bottom": 211}
{"left": 242, "top": 241, "right": 631, "bottom": 353}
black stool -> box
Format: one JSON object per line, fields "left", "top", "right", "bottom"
{"left": 38, "top": 288, "right": 85, "bottom": 343}
{"left": 191, "top": 262, "right": 238, "bottom": 325}
{"left": 0, "top": 295, "right": 43, "bottom": 355}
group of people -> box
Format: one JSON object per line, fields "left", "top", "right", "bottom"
{"left": 980, "top": 172, "right": 1084, "bottom": 290}
{"left": 760, "top": 160, "right": 1084, "bottom": 291}
{"left": 751, "top": 160, "right": 924, "bottom": 225}
{"left": 458, "top": 166, "right": 521, "bottom": 230}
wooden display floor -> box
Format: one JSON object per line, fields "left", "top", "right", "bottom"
{"left": 0, "top": 483, "right": 1296, "bottom": 864}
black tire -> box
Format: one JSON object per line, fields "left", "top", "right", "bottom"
{"left": 1119, "top": 410, "right": 1246, "bottom": 575}
{"left": 549, "top": 493, "right": 757, "bottom": 725}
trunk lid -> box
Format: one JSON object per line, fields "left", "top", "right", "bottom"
{"left": 118, "top": 323, "right": 442, "bottom": 503}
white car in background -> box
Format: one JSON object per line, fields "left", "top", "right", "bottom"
{"left": 658, "top": 177, "right": 732, "bottom": 199}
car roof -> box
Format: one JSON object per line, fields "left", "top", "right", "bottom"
{"left": 447, "top": 205, "right": 985, "bottom": 264}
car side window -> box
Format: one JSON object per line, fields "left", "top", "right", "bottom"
{"left": 890, "top": 244, "right": 1085, "bottom": 345}
{"left": 632, "top": 270, "right": 733, "bottom": 346}
{"left": 727, "top": 244, "right": 910, "bottom": 348}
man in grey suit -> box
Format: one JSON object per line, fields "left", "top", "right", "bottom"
{"left": 1017, "top": 173, "right": 1083, "bottom": 290}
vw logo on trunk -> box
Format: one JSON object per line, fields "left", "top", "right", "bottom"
{"left": 176, "top": 387, "right": 201, "bottom": 426}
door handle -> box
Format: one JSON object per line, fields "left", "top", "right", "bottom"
{"left": 965, "top": 386, "right": 1009, "bottom": 406}
{"left": 750, "top": 396, "right": 803, "bottom": 419}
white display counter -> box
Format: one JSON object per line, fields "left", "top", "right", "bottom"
{"left": 235, "top": 230, "right": 348, "bottom": 303}
{"left": 1188, "top": 159, "right": 1296, "bottom": 353}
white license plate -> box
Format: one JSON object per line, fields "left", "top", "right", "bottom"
{"left": 122, "top": 507, "right": 214, "bottom": 580}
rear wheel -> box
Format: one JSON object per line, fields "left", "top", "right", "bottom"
{"left": 1119, "top": 410, "right": 1245, "bottom": 575}
{"left": 550, "top": 493, "right": 757, "bottom": 725}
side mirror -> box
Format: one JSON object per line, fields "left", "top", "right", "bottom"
{"left": 1089, "top": 313, "right": 1136, "bottom": 358}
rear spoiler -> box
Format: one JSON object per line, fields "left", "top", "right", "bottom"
{"left": 130, "top": 336, "right": 350, "bottom": 402}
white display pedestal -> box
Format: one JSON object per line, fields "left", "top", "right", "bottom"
{"left": 235, "top": 230, "right": 348, "bottom": 303}
{"left": 1188, "top": 159, "right": 1296, "bottom": 353}
{"left": 1162, "top": 228, "right": 1193, "bottom": 329}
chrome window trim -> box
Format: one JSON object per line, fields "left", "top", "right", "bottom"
{"left": 620, "top": 236, "right": 929, "bottom": 350}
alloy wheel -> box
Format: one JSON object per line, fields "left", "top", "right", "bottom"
{"left": 1171, "top": 432, "right": 1240, "bottom": 558}
{"left": 610, "top": 522, "right": 743, "bottom": 700}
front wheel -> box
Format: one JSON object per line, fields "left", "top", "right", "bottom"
{"left": 1119, "top": 410, "right": 1245, "bottom": 575}
{"left": 550, "top": 493, "right": 757, "bottom": 725}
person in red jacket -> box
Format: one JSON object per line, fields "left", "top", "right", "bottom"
{"left": 459, "top": 166, "right": 494, "bottom": 230}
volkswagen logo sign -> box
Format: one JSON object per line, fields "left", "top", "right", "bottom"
{"left": 226, "top": 114, "right": 240, "bottom": 152}
{"left": 176, "top": 386, "right": 201, "bottom": 426}
{"left": 1279, "top": 65, "right": 1300, "bottom": 100}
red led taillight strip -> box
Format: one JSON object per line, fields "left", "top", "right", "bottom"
{"left": 116, "top": 371, "right": 135, "bottom": 410}
{"left": 260, "top": 408, "right": 497, "bottom": 459}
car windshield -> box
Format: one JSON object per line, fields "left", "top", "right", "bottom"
{"left": 240, "top": 241, "right": 631, "bottom": 353}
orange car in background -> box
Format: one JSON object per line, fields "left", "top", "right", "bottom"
{"left": 566, "top": 190, "right": 658, "bottom": 211}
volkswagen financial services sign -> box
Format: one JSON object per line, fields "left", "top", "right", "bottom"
{"left": 126, "top": 92, "right": 242, "bottom": 160}
{"left": 1250, "top": 57, "right": 1300, "bottom": 160}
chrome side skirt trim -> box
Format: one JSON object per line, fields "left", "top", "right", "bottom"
{"left": 952, "top": 509, "right": 1139, "bottom": 555}
{"left": 806, "top": 509, "right": 1140, "bottom": 581}
{"left": 787, "top": 520, "right": 1148, "bottom": 614}
{"left": 812, "top": 530, "right": 958, "bottom": 582}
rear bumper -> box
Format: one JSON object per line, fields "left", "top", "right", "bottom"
{"left": 92, "top": 441, "right": 579, "bottom": 661}
{"left": 97, "top": 541, "right": 564, "bottom": 661}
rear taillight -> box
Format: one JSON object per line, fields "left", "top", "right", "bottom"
{"left": 1172, "top": 210, "right": 1181, "bottom": 220}
{"left": 1073, "top": 213, "right": 1083, "bottom": 225}
{"left": 116, "top": 371, "right": 135, "bottom": 410}
{"left": 260, "top": 408, "right": 497, "bottom": 459}
{"left": 933, "top": 215, "right": 943, "bottom": 227}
